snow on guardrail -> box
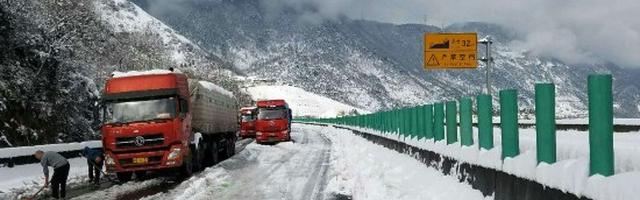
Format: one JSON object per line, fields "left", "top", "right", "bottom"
{"left": 0, "top": 141, "right": 101, "bottom": 159}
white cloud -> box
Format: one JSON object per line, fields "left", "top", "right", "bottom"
{"left": 144, "top": 0, "right": 640, "bottom": 68}
{"left": 264, "top": 0, "right": 640, "bottom": 68}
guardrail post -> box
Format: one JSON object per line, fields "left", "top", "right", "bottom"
{"left": 425, "top": 104, "right": 434, "bottom": 140}
{"left": 536, "top": 83, "right": 556, "bottom": 164}
{"left": 434, "top": 102, "right": 445, "bottom": 142}
{"left": 412, "top": 106, "right": 418, "bottom": 139}
{"left": 395, "top": 109, "right": 400, "bottom": 135}
{"left": 417, "top": 105, "right": 424, "bottom": 140}
{"left": 588, "top": 74, "right": 614, "bottom": 176}
{"left": 446, "top": 101, "right": 458, "bottom": 144}
{"left": 403, "top": 109, "right": 409, "bottom": 137}
{"left": 460, "top": 97, "right": 473, "bottom": 146}
{"left": 500, "top": 89, "right": 519, "bottom": 159}
{"left": 385, "top": 111, "right": 390, "bottom": 133}
{"left": 477, "top": 94, "right": 494, "bottom": 150}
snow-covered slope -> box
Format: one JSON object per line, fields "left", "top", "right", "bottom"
{"left": 0, "top": 0, "right": 246, "bottom": 146}
{"left": 246, "top": 85, "right": 369, "bottom": 118}
{"left": 95, "top": 0, "right": 205, "bottom": 66}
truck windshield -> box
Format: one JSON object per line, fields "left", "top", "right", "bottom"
{"left": 257, "top": 108, "right": 287, "bottom": 120}
{"left": 241, "top": 115, "right": 255, "bottom": 122}
{"left": 105, "top": 97, "right": 177, "bottom": 124}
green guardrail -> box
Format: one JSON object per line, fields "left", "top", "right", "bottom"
{"left": 295, "top": 74, "right": 615, "bottom": 177}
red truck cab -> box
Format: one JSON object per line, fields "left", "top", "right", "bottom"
{"left": 255, "top": 99, "right": 292, "bottom": 144}
{"left": 238, "top": 107, "right": 257, "bottom": 138}
{"left": 101, "top": 72, "right": 192, "bottom": 181}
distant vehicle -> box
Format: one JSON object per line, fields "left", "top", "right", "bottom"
{"left": 101, "top": 70, "right": 238, "bottom": 182}
{"left": 238, "top": 107, "right": 257, "bottom": 138}
{"left": 254, "top": 99, "right": 292, "bottom": 144}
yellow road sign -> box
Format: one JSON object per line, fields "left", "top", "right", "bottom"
{"left": 424, "top": 33, "right": 478, "bottom": 69}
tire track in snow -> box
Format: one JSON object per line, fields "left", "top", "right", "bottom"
{"left": 67, "top": 138, "right": 254, "bottom": 200}
{"left": 145, "top": 124, "right": 333, "bottom": 200}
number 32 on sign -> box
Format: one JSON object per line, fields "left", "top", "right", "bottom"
{"left": 424, "top": 32, "right": 478, "bottom": 69}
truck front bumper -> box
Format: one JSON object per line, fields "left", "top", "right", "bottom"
{"left": 105, "top": 146, "right": 185, "bottom": 172}
{"left": 239, "top": 130, "right": 256, "bottom": 138}
{"left": 255, "top": 130, "right": 290, "bottom": 143}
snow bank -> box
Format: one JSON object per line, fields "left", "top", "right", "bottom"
{"left": 71, "top": 178, "right": 170, "bottom": 200}
{"left": 246, "top": 85, "right": 369, "bottom": 118}
{"left": 0, "top": 157, "right": 92, "bottom": 197}
{"left": 340, "top": 125, "right": 640, "bottom": 200}
{"left": 314, "top": 125, "right": 490, "bottom": 200}
{"left": 110, "top": 69, "right": 176, "bottom": 78}
{"left": 197, "top": 81, "right": 234, "bottom": 98}
{"left": 0, "top": 141, "right": 100, "bottom": 158}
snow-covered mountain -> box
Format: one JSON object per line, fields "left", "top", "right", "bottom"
{"left": 245, "top": 85, "right": 369, "bottom": 118}
{"left": 0, "top": 0, "right": 245, "bottom": 146}
{"left": 134, "top": 0, "right": 639, "bottom": 118}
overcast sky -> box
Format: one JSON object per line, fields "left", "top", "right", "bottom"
{"left": 261, "top": 0, "right": 640, "bottom": 68}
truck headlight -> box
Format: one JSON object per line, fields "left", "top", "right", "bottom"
{"left": 105, "top": 154, "right": 115, "bottom": 165}
{"left": 167, "top": 147, "right": 182, "bottom": 160}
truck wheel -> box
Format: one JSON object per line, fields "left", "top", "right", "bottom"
{"left": 229, "top": 139, "right": 236, "bottom": 156}
{"left": 180, "top": 151, "right": 193, "bottom": 178}
{"left": 224, "top": 139, "right": 235, "bottom": 158}
{"left": 194, "top": 141, "right": 206, "bottom": 172}
{"left": 209, "top": 141, "right": 219, "bottom": 165}
{"left": 116, "top": 172, "right": 132, "bottom": 183}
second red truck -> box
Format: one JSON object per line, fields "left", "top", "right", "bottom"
{"left": 254, "top": 99, "right": 292, "bottom": 144}
{"left": 238, "top": 107, "right": 257, "bottom": 138}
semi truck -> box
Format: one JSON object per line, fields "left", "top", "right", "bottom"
{"left": 254, "top": 99, "right": 292, "bottom": 144}
{"left": 100, "top": 70, "right": 237, "bottom": 182}
{"left": 238, "top": 107, "right": 257, "bottom": 138}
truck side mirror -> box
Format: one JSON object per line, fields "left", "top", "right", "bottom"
{"left": 179, "top": 99, "right": 189, "bottom": 120}
{"left": 180, "top": 99, "right": 189, "bottom": 112}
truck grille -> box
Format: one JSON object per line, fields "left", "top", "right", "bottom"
{"left": 116, "top": 134, "right": 165, "bottom": 148}
{"left": 264, "top": 126, "right": 282, "bottom": 132}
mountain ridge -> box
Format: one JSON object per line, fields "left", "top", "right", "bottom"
{"left": 133, "top": 0, "right": 639, "bottom": 118}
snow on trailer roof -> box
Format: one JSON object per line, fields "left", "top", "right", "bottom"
{"left": 111, "top": 69, "right": 179, "bottom": 78}
{"left": 197, "top": 81, "right": 234, "bottom": 98}
{"left": 109, "top": 70, "right": 234, "bottom": 98}
{"left": 256, "top": 99, "right": 288, "bottom": 107}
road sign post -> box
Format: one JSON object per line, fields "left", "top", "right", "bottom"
{"left": 479, "top": 36, "right": 494, "bottom": 96}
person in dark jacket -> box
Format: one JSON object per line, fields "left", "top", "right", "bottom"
{"left": 34, "top": 150, "right": 69, "bottom": 199}
{"left": 83, "top": 147, "right": 104, "bottom": 185}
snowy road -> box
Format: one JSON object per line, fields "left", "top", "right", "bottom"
{"left": 139, "top": 124, "right": 489, "bottom": 200}
{"left": 4, "top": 124, "right": 491, "bottom": 200}
{"left": 143, "top": 124, "right": 332, "bottom": 200}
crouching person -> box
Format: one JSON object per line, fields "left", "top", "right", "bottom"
{"left": 33, "top": 150, "right": 69, "bottom": 199}
{"left": 83, "top": 146, "right": 104, "bottom": 186}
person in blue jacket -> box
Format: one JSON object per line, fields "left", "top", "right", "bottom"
{"left": 83, "top": 147, "right": 104, "bottom": 185}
